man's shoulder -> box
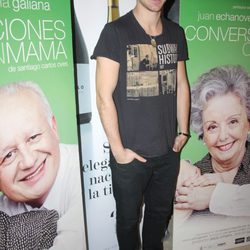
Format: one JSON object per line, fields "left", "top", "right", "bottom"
{"left": 105, "top": 11, "right": 133, "bottom": 31}
{"left": 163, "top": 17, "right": 185, "bottom": 33}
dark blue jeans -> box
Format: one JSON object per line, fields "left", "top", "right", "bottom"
{"left": 110, "top": 149, "right": 180, "bottom": 250}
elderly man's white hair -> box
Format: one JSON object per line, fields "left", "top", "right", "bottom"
{"left": 0, "top": 81, "right": 54, "bottom": 124}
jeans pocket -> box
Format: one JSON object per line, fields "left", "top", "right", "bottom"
{"left": 114, "top": 159, "right": 138, "bottom": 169}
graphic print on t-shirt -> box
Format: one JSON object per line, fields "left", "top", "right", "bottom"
{"left": 126, "top": 43, "right": 177, "bottom": 100}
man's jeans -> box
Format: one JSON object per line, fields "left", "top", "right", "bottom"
{"left": 110, "top": 149, "right": 180, "bottom": 250}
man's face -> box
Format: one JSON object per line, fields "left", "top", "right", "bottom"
{"left": 137, "top": 0, "right": 166, "bottom": 13}
{"left": 0, "top": 90, "right": 60, "bottom": 207}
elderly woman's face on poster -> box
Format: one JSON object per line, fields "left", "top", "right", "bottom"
{"left": 202, "top": 92, "right": 250, "bottom": 168}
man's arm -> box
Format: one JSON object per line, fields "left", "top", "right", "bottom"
{"left": 173, "top": 61, "right": 190, "bottom": 152}
{"left": 96, "top": 57, "right": 146, "bottom": 164}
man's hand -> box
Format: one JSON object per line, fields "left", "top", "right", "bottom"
{"left": 114, "top": 148, "right": 146, "bottom": 164}
{"left": 173, "top": 134, "right": 189, "bottom": 152}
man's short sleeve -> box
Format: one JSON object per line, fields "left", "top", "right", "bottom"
{"left": 91, "top": 23, "right": 121, "bottom": 63}
{"left": 177, "top": 26, "right": 189, "bottom": 61}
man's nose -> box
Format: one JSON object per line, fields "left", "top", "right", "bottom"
{"left": 18, "top": 145, "right": 36, "bottom": 170}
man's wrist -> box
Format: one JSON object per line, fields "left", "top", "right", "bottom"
{"left": 111, "top": 145, "right": 125, "bottom": 157}
{"left": 178, "top": 132, "right": 191, "bottom": 138}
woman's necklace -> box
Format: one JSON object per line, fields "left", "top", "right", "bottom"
{"left": 149, "top": 35, "right": 157, "bottom": 47}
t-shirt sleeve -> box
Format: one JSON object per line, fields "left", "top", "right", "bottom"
{"left": 91, "top": 23, "right": 121, "bottom": 63}
{"left": 177, "top": 26, "right": 189, "bottom": 61}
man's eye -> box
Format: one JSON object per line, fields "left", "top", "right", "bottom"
{"left": 1, "top": 150, "right": 17, "bottom": 166}
{"left": 29, "top": 134, "right": 41, "bottom": 142}
{"left": 5, "top": 152, "right": 12, "bottom": 159}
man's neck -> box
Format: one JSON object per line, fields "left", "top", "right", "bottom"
{"left": 133, "top": 5, "right": 163, "bottom": 36}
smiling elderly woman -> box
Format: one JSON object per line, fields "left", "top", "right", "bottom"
{"left": 175, "top": 65, "right": 250, "bottom": 219}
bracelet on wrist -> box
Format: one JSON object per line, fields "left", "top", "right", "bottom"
{"left": 178, "top": 132, "right": 191, "bottom": 138}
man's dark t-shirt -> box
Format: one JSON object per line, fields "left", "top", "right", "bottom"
{"left": 92, "top": 11, "right": 189, "bottom": 157}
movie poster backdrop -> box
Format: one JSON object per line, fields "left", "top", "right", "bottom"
{"left": 173, "top": 1, "right": 250, "bottom": 249}
{"left": 0, "top": 0, "right": 86, "bottom": 249}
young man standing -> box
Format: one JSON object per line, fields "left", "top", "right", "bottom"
{"left": 92, "top": 0, "right": 190, "bottom": 249}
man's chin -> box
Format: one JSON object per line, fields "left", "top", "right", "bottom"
{"left": 16, "top": 188, "right": 50, "bottom": 207}
{"left": 24, "top": 195, "right": 47, "bottom": 208}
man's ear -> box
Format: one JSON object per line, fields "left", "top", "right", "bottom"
{"left": 51, "top": 116, "right": 59, "bottom": 140}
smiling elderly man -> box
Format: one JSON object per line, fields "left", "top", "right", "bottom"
{"left": 0, "top": 81, "right": 86, "bottom": 250}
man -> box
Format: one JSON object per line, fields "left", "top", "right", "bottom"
{"left": 92, "top": 0, "right": 190, "bottom": 249}
{"left": 140, "top": 55, "right": 150, "bottom": 71}
{"left": 0, "top": 81, "right": 86, "bottom": 250}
